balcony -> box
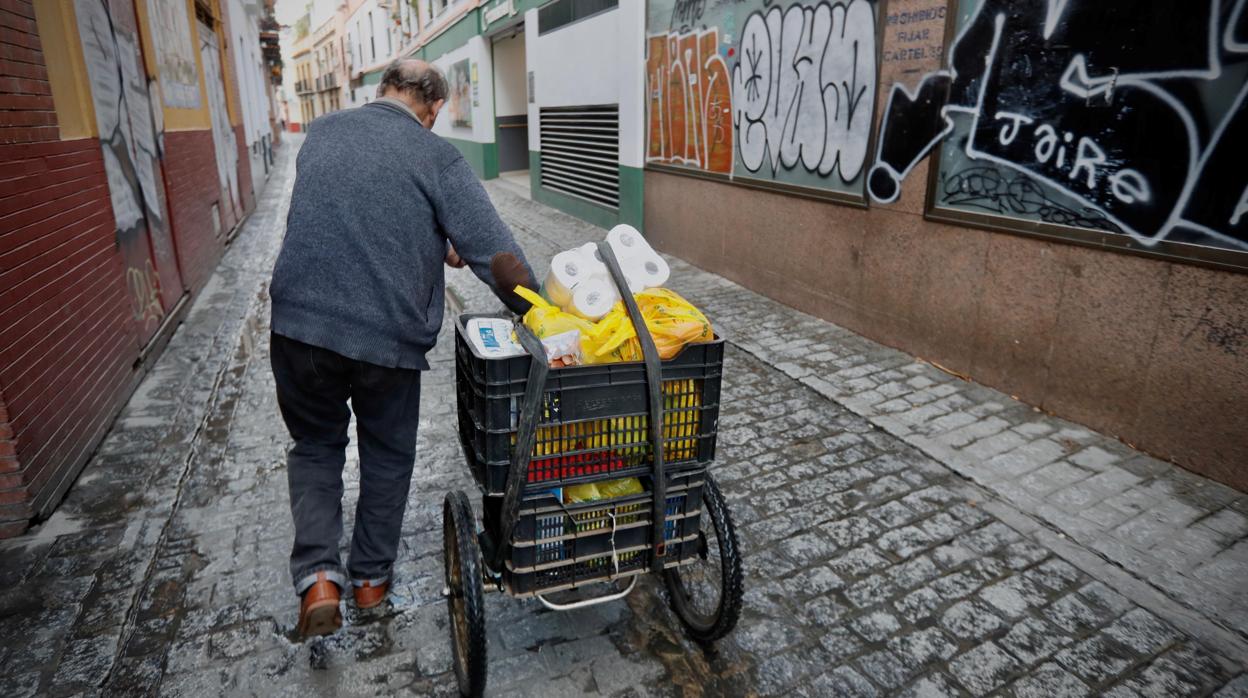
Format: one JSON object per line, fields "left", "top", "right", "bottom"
{"left": 315, "top": 73, "right": 338, "bottom": 91}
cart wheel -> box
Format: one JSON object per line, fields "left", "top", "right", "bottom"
{"left": 443, "top": 490, "right": 487, "bottom": 697}
{"left": 663, "top": 473, "right": 743, "bottom": 643}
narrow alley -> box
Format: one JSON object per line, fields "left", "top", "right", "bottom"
{"left": 0, "top": 137, "right": 1245, "bottom": 697}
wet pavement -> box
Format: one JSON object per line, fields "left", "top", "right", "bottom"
{"left": 0, "top": 136, "right": 1245, "bottom": 697}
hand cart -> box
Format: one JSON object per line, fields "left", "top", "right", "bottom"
{"left": 444, "top": 242, "right": 744, "bottom": 697}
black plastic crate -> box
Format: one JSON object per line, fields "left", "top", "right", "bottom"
{"left": 503, "top": 472, "right": 704, "bottom": 572}
{"left": 456, "top": 314, "right": 723, "bottom": 496}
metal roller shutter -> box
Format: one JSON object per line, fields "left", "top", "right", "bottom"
{"left": 539, "top": 104, "right": 619, "bottom": 209}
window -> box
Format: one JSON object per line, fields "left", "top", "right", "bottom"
{"left": 368, "top": 11, "right": 376, "bottom": 61}
{"left": 538, "top": 0, "right": 617, "bottom": 34}
{"left": 384, "top": 13, "right": 392, "bottom": 56}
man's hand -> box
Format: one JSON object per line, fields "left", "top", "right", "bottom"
{"left": 491, "top": 252, "right": 538, "bottom": 316}
{"left": 445, "top": 245, "right": 467, "bottom": 268}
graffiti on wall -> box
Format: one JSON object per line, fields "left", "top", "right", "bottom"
{"left": 76, "top": 0, "right": 162, "bottom": 235}
{"left": 145, "top": 0, "right": 201, "bottom": 108}
{"left": 198, "top": 23, "right": 242, "bottom": 228}
{"left": 733, "top": 1, "right": 878, "bottom": 181}
{"left": 867, "top": 0, "right": 1248, "bottom": 253}
{"left": 646, "top": 28, "right": 734, "bottom": 173}
{"left": 646, "top": 0, "right": 880, "bottom": 195}
{"left": 76, "top": 0, "right": 179, "bottom": 334}
{"left": 126, "top": 261, "right": 165, "bottom": 329}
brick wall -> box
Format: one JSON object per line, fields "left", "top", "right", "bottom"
{"left": 0, "top": 0, "right": 145, "bottom": 535}
{"left": 1, "top": 0, "right": 261, "bottom": 536}
{"left": 162, "top": 129, "right": 227, "bottom": 293}
{"left": 0, "top": 392, "right": 24, "bottom": 538}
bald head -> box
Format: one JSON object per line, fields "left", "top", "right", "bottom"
{"left": 377, "top": 59, "right": 448, "bottom": 128}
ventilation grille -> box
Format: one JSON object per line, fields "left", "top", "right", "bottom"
{"left": 539, "top": 105, "right": 619, "bottom": 209}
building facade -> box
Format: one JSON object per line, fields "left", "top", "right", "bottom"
{"left": 225, "top": 0, "right": 278, "bottom": 197}
{"left": 0, "top": 0, "right": 280, "bottom": 536}
{"left": 276, "top": 0, "right": 643, "bottom": 228}
{"left": 298, "top": 0, "right": 1246, "bottom": 490}
{"left": 639, "top": 0, "right": 1248, "bottom": 491}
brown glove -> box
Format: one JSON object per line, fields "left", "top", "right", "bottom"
{"left": 490, "top": 252, "right": 538, "bottom": 316}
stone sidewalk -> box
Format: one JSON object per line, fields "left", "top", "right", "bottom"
{"left": 0, "top": 137, "right": 1242, "bottom": 697}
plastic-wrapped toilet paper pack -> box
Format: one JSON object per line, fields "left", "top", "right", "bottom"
{"left": 606, "top": 224, "right": 670, "bottom": 291}
{"left": 541, "top": 249, "right": 588, "bottom": 309}
{"left": 536, "top": 225, "right": 670, "bottom": 321}
{"left": 539, "top": 246, "right": 618, "bottom": 320}
{"left": 623, "top": 254, "right": 670, "bottom": 291}
{"left": 570, "top": 277, "right": 617, "bottom": 319}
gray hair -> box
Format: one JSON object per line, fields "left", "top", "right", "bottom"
{"left": 377, "top": 59, "right": 448, "bottom": 104}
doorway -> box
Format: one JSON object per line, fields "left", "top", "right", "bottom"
{"left": 199, "top": 21, "right": 242, "bottom": 235}
{"left": 492, "top": 28, "right": 528, "bottom": 178}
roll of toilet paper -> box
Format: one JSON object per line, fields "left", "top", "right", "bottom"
{"left": 606, "top": 224, "right": 649, "bottom": 255}
{"left": 605, "top": 225, "right": 670, "bottom": 290}
{"left": 577, "top": 242, "right": 608, "bottom": 273}
{"left": 542, "top": 249, "right": 590, "bottom": 309}
{"left": 570, "top": 277, "right": 618, "bottom": 320}
{"left": 625, "top": 253, "right": 670, "bottom": 290}
{"left": 619, "top": 259, "right": 648, "bottom": 294}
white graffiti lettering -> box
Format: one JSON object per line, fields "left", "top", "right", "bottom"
{"left": 1109, "top": 169, "right": 1151, "bottom": 205}
{"left": 869, "top": 0, "right": 1248, "bottom": 253}
{"left": 995, "top": 112, "right": 1153, "bottom": 207}
{"left": 731, "top": 0, "right": 876, "bottom": 181}
{"left": 1069, "top": 136, "right": 1106, "bottom": 190}
{"left": 1232, "top": 185, "right": 1248, "bottom": 225}
{"left": 995, "top": 111, "right": 1033, "bottom": 146}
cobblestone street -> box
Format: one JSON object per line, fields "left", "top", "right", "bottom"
{"left": 0, "top": 138, "right": 1245, "bottom": 696}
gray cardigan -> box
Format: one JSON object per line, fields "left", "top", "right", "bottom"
{"left": 270, "top": 100, "right": 531, "bottom": 369}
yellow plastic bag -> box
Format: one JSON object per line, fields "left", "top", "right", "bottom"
{"left": 513, "top": 285, "right": 712, "bottom": 365}
{"left": 562, "top": 476, "right": 643, "bottom": 504}
{"left": 562, "top": 481, "right": 601, "bottom": 503}
{"left": 594, "top": 476, "right": 644, "bottom": 499}
{"left": 585, "top": 288, "right": 713, "bottom": 362}
{"left": 514, "top": 287, "right": 596, "bottom": 339}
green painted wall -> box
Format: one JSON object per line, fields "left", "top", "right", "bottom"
{"left": 416, "top": 11, "right": 482, "bottom": 62}
{"left": 446, "top": 137, "right": 500, "bottom": 180}
{"left": 480, "top": 0, "right": 549, "bottom": 34}
{"left": 529, "top": 151, "right": 645, "bottom": 231}
{"left": 619, "top": 165, "right": 644, "bottom": 230}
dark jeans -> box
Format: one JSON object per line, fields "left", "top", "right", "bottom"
{"left": 270, "top": 332, "right": 422, "bottom": 594}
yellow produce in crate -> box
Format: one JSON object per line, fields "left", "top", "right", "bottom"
{"left": 512, "top": 384, "right": 702, "bottom": 466}
{"left": 663, "top": 379, "right": 701, "bottom": 461}
{"left": 506, "top": 286, "right": 709, "bottom": 471}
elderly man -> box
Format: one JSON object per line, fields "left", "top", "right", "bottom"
{"left": 270, "top": 59, "right": 534, "bottom": 637}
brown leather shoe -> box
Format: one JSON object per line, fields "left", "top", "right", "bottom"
{"left": 297, "top": 572, "right": 342, "bottom": 638}
{"left": 353, "top": 579, "right": 389, "bottom": 609}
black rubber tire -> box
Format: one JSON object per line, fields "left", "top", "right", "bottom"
{"left": 663, "top": 472, "right": 744, "bottom": 643}
{"left": 443, "top": 490, "right": 487, "bottom": 698}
